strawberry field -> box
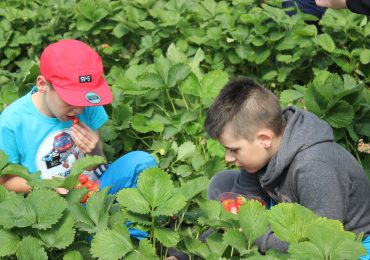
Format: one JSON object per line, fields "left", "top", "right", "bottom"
{"left": 0, "top": 0, "right": 369, "bottom": 259}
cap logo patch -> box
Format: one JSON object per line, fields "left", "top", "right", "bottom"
{"left": 79, "top": 75, "right": 92, "bottom": 83}
{"left": 85, "top": 92, "right": 101, "bottom": 104}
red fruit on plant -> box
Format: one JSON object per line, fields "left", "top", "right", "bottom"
{"left": 79, "top": 174, "right": 89, "bottom": 184}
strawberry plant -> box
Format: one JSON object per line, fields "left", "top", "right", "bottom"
{"left": 280, "top": 71, "right": 370, "bottom": 175}
{"left": 1, "top": 0, "right": 369, "bottom": 258}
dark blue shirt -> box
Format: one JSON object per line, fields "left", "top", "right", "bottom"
{"left": 283, "top": 0, "right": 327, "bottom": 18}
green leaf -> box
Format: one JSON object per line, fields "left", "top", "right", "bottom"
{"left": 280, "top": 89, "right": 305, "bottom": 106}
{"left": 0, "top": 229, "right": 20, "bottom": 257}
{"left": 0, "top": 193, "right": 36, "bottom": 228}
{"left": 1, "top": 164, "right": 31, "bottom": 181}
{"left": 63, "top": 250, "right": 84, "bottom": 260}
{"left": 166, "top": 43, "right": 187, "bottom": 64}
{"left": 38, "top": 213, "right": 75, "bottom": 249}
{"left": 184, "top": 236, "right": 211, "bottom": 259}
{"left": 27, "top": 189, "right": 67, "bottom": 229}
{"left": 289, "top": 241, "right": 324, "bottom": 258}
{"left": 152, "top": 193, "right": 186, "bottom": 217}
{"left": 112, "top": 104, "right": 133, "bottom": 129}
{"left": 314, "top": 33, "right": 335, "bottom": 53}
{"left": 0, "top": 150, "right": 8, "bottom": 170}
{"left": 0, "top": 185, "right": 9, "bottom": 203}
{"left": 304, "top": 85, "right": 324, "bottom": 116}
{"left": 331, "top": 239, "right": 367, "bottom": 259}
{"left": 201, "top": 70, "right": 229, "bottom": 106}
{"left": 189, "top": 48, "right": 205, "bottom": 78}
{"left": 304, "top": 218, "right": 365, "bottom": 258}
{"left": 124, "top": 239, "right": 159, "bottom": 260}
{"left": 176, "top": 176, "right": 209, "bottom": 201}
{"left": 359, "top": 49, "right": 370, "bottom": 64}
{"left": 206, "top": 232, "right": 228, "bottom": 257}
{"left": 116, "top": 188, "right": 151, "bottom": 214}
{"left": 91, "top": 228, "right": 134, "bottom": 260}
{"left": 177, "top": 141, "right": 196, "bottom": 161}
{"left": 167, "top": 64, "right": 191, "bottom": 88}
{"left": 137, "top": 72, "right": 166, "bottom": 89}
{"left": 85, "top": 187, "right": 109, "bottom": 222}
{"left": 78, "top": 0, "right": 108, "bottom": 22}
{"left": 238, "top": 200, "right": 269, "bottom": 243}
{"left": 254, "top": 48, "right": 271, "bottom": 64}
{"left": 191, "top": 153, "right": 205, "bottom": 171}
{"left": 155, "top": 55, "right": 171, "bottom": 83}
{"left": 175, "top": 164, "right": 193, "bottom": 177}
{"left": 206, "top": 139, "right": 225, "bottom": 158}
{"left": 154, "top": 9, "right": 180, "bottom": 26}
{"left": 180, "top": 73, "right": 202, "bottom": 97}
{"left": 131, "top": 115, "right": 164, "bottom": 133}
{"left": 154, "top": 227, "right": 180, "bottom": 247}
{"left": 324, "top": 101, "right": 354, "bottom": 128}
{"left": 223, "top": 229, "right": 247, "bottom": 253}
{"left": 16, "top": 237, "right": 47, "bottom": 260}
{"left": 123, "top": 210, "right": 152, "bottom": 226}
{"left": 268, "top": 203, "right": 318, "bottom": 243}
{"left": 198, "top": 200, "right": 223, "bottom": 223}
{"left": 138, "top": 167, "right": 173, "bottom": 208}
{"left": 67, "top": 194, "right": 93, "bottom": 221}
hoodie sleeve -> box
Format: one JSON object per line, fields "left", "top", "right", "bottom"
{"left": 346, "top": 0, "right": 370, "bottom": 15}
{"left": 293, "top": 160, "right": 347, "bottom": 221}
{"left": 255, "top": 160, "right": 348, "bottom": 253}
{"left": 254, "top": 229, "right": 290, "bottom": 253}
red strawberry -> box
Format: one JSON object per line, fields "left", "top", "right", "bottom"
{"left": 68, "top": 116, "right": 80, "bottom": 125}
{"left": 85, "top": 180, "right": 94, "bottom": 190}
{"left": 79, "top": 174, "right": 89, "bottom": 184}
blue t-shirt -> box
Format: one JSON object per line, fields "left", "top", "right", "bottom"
{"left": 0, "top": 88, "right": 108, "bottom": 179}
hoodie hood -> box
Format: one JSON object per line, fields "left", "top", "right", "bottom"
{"left": 260, "top": 106, "right": 334, "bottom": 187}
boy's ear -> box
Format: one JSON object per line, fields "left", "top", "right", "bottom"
{"left": 256, "top": 129, "right": 274, "bottom": 149}
{"left": 36, "top": 76, "right": 49, "bottom": 93}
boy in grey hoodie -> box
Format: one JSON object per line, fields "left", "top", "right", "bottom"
{"left": 204, "top": 79, "right": 370, "bottom": 256}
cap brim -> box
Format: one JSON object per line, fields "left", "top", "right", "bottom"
{"left": 53, "top": 81, "right": 113, "bottom": 107}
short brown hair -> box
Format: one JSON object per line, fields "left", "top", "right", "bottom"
{"left": 205, "top": 79, "right": 285, "bottom": 141}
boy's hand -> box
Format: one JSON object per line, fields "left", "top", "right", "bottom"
{"left": 70, "top": 122, "right": 101, "bottom": 155}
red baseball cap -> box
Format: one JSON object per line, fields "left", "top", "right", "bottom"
{"left": 40, "top": 39, "right": 113, "bottom": 106}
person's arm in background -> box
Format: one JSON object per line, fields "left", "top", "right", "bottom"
{"left": 316, "top": 0, "right": 370, "bottom": 15}
{"left": 315, "top": 0, "right": 346, "bottom": 8}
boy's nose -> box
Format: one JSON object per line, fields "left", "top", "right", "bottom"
{"left": 224, "top": 151, "right": 236, "bottom": 163}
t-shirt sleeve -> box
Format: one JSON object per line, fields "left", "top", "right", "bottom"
{"left": 346, "top": 0, "right": 370, "bottom": 15}
{"left": 83, "top": 106, "right": 108, "bottom": 131}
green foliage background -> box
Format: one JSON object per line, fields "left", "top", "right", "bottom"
{"left": 1, "top": 0, "right": 369, "bottom": 178}
{"left": 0, "top": 1, "right": 369, "bottom": 257}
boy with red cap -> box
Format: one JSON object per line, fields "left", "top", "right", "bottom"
{"left": 0, "top": 39, "right": 156, "bottom": 197}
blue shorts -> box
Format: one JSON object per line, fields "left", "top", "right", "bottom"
{"left": 98, "top": 151, "right": 157, "bottom": 194}
{"left": 361, "top": 236, "right": 370, "bottom": 260}
{"left": 98, "top": 151, "right": 157, "bottom": 239}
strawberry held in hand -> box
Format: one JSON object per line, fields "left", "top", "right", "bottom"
{"left": 76, "top": 174, "right": 100, "bottom": 203}
{"left": 67, "top": 116, "right": 80, "bottom": 125}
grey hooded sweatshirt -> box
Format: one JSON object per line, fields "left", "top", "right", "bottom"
{"left": 252, "top": 106, "right": 370, "bottom": 253}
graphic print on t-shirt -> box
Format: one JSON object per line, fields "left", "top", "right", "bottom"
{"left": 36, "top": 129, "right": 84, "bottom": 179}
